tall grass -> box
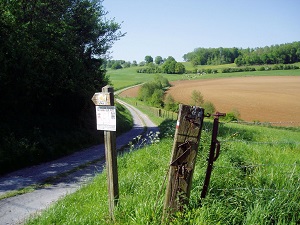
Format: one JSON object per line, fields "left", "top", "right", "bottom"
{"left": 26, "top": 119, "right": 300, "bottom": 224}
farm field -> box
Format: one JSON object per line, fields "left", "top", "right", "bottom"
{"left": 119, "top": 76, "right": 300, "bottom": 123}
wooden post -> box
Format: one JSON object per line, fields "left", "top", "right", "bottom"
{"left": 102, "top": 85, "right": 119, "bottom": 220}
{"left": 162, "top": 104, "right": 204, "bottom": 221}
{"left": 92, "top": 85, "right": 119, "bottom": 220}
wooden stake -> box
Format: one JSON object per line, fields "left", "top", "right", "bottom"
{"left": 162, "top": 104, "right": 204, "bottom": 221}
{"left": 102, "top": 85, "right": 119, "bottom": 220}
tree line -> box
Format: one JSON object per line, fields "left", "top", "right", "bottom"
{"left": 0, "top": 0, "right": 124, "bottom": 174}
{"left": 183, "top": 42, "right": 300, "bottom": 66}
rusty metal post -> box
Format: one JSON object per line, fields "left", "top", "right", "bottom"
{"left": 201, "top": 112, "right": 226, "bottom": 199}
{"left": 163, "top": 104, "right": 205, "bottom": 221}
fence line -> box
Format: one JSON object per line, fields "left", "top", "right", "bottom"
{"left": 215, "top": 162, "right": 298, "bottom": 169}
{"left": 212, "top": 187, "right": 294, "bottom": 193}
{"left": 218, "top": 139, "right": 300, "bottom": 145}
{"left": 231, "top": 120, "right": 300, "bottom": 125}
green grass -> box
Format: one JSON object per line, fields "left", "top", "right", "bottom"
{"left": 108, "top": 63, "right": 300, "bottom": 90}
{"left": 26, "top": 119, "right": 300, "bottom": 224}
{"left": 107, "top": 67, "right": 184, "bottom": 90}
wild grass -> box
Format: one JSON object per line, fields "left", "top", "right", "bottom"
{"left": 26, "top": 119, "right": 300, "bottom": 224}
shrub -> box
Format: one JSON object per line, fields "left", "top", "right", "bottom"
{"left": 202, "top": 101, "right": 216, "bottom": 115}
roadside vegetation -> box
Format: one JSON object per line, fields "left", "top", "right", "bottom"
{"left": 0, "top": 0, "right": 127, "bottom": 174}
{"left": 26, "top": 118, "right": 300, "bottom": 224}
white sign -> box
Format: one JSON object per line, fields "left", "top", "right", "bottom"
{"left": 96, "top": 106, "right": 116, "bottom": 131}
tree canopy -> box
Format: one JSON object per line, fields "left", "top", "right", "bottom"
{"left": 183, "top": 42, "right": 300, "bottom": 66}
{"left": 0, "top": 0, "right": 124, "bottom": 173}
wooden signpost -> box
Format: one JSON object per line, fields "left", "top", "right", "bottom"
{"left": 163, "top": 104, "right": 205, "bottom": 221}
{"left": 92, "top": 85, "right": 119, "bottom": 220}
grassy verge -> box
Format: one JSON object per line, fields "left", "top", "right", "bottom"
{"left": 26, "top": 117, "right": 300, "bottom": 224}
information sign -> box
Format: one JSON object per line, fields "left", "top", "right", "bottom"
{"left": 96, "top": 106, "right": 116, "bottom": 131}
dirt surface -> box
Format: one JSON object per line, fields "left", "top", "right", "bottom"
{"left": 120, "top": 76, "right": 300, "bottom": 123}
{"left": 0, "top": 100, "right": 158, "bottom": 225}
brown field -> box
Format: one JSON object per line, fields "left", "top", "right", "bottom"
{"left": 119, "top": 76, "right": 300, "bottom": 123}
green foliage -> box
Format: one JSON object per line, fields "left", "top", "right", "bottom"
{"left": 222, "top": 67, "right": 256, "bottom": 73}
{"left": 0, "top": 0, "right": 124, "bottom": 173}
{"left": 202, "top": 101, "right": 216, "bottom": 115}
{"left": 164, "top": 94, "right": 179, "bottom": 112}
{"left": 234, "top": 42, "right": 300, "bottom": 66}
{"left": 184, "top": 42, "right": 300, "bottom": 67}
{"left": 111, "top": 61, "right": 122, "bottom": 69}
{"left": 190, "top": 90, "right": 204, "bottom": 106}
{"left": 184, "top": 47, "right": 240, "bottom": 65}
{"left": 155, "top": 56, "right": 163, "bottom": 65}
{"left": 144, "top": 55, "right": 153, "bottom": 64}
{"left": 223, "top": 109, "right": 241, "bottom": 122}
{"left": 137, "top": 75, "right": 170, "bottom": 107}
{"left": 162, "top": 57, "right": 186, "bottom": 74}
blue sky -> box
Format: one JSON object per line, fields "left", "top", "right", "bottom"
{"left": 103, "top": 0, "right": 300, "bottom": 62}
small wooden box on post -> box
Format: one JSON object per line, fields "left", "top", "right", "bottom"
{"left": 163, "top": 104, "right": 205, "bottom": 220}
{"left": 91, "top": 85, "right": 119, "bottom": 220}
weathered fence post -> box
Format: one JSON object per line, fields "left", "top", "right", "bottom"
{"left": 162, "top": 104, "right": 205, "bottom": 221}
{"left": 92, "top": 85, "right": 119, "bottom": 220}
{"left": 201, "top": 112, "right": 225, "bottom": 199}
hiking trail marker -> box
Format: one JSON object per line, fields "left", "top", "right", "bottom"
{"left": 92, "top": 85, "right": 118, "bottom": 220}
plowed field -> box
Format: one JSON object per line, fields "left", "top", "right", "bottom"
{"left": 119, "top": 76, "right": 300, "bottom": 123}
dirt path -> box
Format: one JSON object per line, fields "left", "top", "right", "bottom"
{"left": 0, "top": 100, "right": 158, "bottom": 225}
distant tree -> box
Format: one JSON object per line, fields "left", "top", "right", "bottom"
{"left": 123, "top": 61, "right": 131, "bottom": 68}
{"left": 111, "top": 62, "right": 122, "bottom": 69}
{"left": 139, "top": 61, "right": 145, "bottom": 66}
{"left": 190, "top": 90, "right": 204, "bottom": 106}
{"left": 132, "top": 60, "right": 138, "bottom": 66}
{"left": 175, "top": 62, "right": 186, "bottom": 74}
{"left": 155, "top": 56, "right": 163, "bottom": 65}
{"left": 145, "top": 55, "right": 153, "bottom": 64}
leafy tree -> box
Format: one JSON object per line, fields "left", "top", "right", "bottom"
{"left": 123, "top": 61, "right": 131, "bottom": 68}
{"left": 175, "top": 62, "right": 186, "bottom": 74}
{"left": 132, "top": 60, "right": 138, "bottom": 66}
{"left": 111, "top": 62, "right": 122, "bottom": 69}
{"left": 155, "top": 56, "right": 163, "bottom": 65}
{"left": 0, "top": 0, "right": 124, "bottom": 172}
{"left": 145, "top": 55, "right": 153, "bottom": 64}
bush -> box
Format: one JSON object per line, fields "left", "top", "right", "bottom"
{"left": 202, "top": 101, "right": 216, "bottom": 115}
